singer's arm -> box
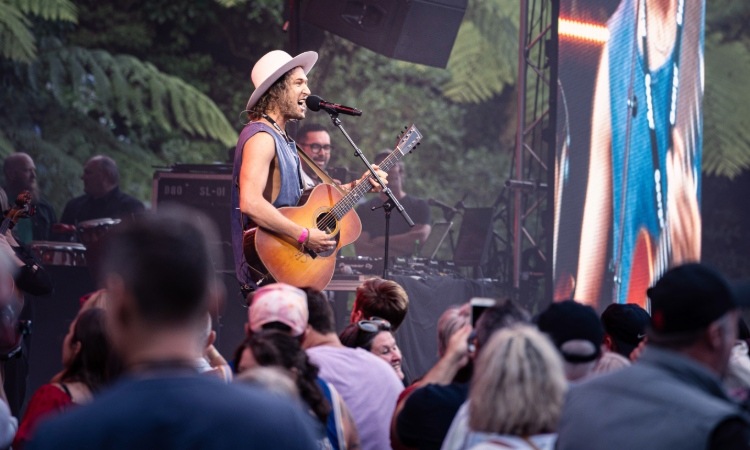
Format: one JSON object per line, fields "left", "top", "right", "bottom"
{"left": 239, "top": 132, "right": 335, "bottom": 252}
{"left": 575, "top": 46, "right": 612, "bottom": 307}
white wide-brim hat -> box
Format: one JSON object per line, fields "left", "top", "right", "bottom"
{"left": 245, "top": 50, "right": 318, "bottom": 111}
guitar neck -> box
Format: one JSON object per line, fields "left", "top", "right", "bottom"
{"left": 330, "top": 150, "right": 404, "bottom": 220}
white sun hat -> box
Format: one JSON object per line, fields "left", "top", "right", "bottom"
{"left": 245, "top": 50, "right": 318, "bottom": 111}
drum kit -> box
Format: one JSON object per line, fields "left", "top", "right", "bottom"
{"left": 29, "top": 218, "right": 121, "bottom": 267}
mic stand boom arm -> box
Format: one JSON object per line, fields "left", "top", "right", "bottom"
{"left": 327, "top": 113, "right": 414, "bottom": 279}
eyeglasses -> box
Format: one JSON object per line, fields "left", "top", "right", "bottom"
{"left": 299, "top": 143, "right": 333, "bottom": 154}
{"left": 357, "top": 317, "right": 392, "bottom": 333}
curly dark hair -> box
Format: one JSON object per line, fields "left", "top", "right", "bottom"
{"left": 247, "top": 70, "right": 294, "bottom": 121}
{"left": 233, "top": 330, "right": 331, "bottom": 423}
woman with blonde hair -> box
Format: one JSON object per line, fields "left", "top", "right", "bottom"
{"left": 467, "top": 325, "right": 568, "bottom": 450}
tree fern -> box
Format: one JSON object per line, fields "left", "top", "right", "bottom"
{"left": 10, "top": 0, "right": 77, "bottom": 22}
{"left": 0, "top": 0, "right": 77, "bottom": 62}
{"left": 0, "top": 2, "right": 35, "bottom": 62}
{"left": 441, "top": 0, "right": 519, "bottom": 103}
{"left": 703, "top": 35, "right": 750, "bottom": 178}
{"left": 26, "top": 46, "right": 238, "bottom": 146}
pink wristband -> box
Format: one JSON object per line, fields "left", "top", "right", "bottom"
{"left": 298, "top": 228, "right": 309, "bottom": 244}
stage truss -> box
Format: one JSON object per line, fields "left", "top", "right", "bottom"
{"left": 506, "top": 0, "right": 558, "bottom": 310}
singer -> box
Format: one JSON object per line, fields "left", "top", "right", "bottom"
{"left": 230, "top": 50, "right": 388, "bottom": 294}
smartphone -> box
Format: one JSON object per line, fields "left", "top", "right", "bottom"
{"left": 470, "top": 297, "right": 496, "bottom": 327}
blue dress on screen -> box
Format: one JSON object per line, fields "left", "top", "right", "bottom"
{"left": 606, "top": 0, "right": 703, "bottom": 303}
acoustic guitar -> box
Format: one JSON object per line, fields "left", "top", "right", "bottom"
{"left": 0, "top": 191, "right": 34, "bottom": 359}
{"left": 243, "top": 125, "right": 423, "bottom": 290}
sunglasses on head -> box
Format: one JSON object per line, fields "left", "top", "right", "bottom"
{"left": 357, "top": 317, "right": 392, "bottom": 333}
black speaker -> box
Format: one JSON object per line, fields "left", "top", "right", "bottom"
{"left": 453, "top": 207, "right": 494, "bottom": 267}
{"left": 152, "top": 166, "right": 234, "bottom": 272}
{"left": 302, "top": 0, "right": 468, "bottom": 68}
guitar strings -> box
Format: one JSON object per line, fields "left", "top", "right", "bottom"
{"left": 311, "top": 153, "right": 400, "bottom": 234}
{"left": 308, "top": 130, "right": 418, "bottom": 241}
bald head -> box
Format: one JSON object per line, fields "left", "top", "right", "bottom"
{"left": 82, "top": 155, "right": 119, "bottom": 198}
{"left": 3, "top": 153, "right": 37, "bottom": 193}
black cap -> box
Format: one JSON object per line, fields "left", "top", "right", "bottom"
{"left": 647, "top": 263, "right": 747, "bottom": 333}
{"left": 601, "top": 303, "right": 650, "bottom": 357}
{"left": 536, "top": 300, "right": 604, "bottom": 363}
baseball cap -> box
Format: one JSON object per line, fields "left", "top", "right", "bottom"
{"left": 601, "top": 303, "right": 650, "bottom": 357}
{"left": 248, "top": 283, "right": 309, "bottom": 336}
{"left": 647, "top": 263, "right": 749, "bottom": 334}
{"left": 536, "top": 300, "right": 604, "bottom": 363}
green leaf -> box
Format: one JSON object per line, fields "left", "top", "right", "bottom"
{"left": 703, "top": 34, "right": 750, "bottom": 178}
{"left": 12, "top": 0, "right": 77, "bottom": 22}
{"left": 29, "top": 47, "right": 238, "bottom": 146}
{"left": 0, "top": 2, "right": 36, "bottom": 62}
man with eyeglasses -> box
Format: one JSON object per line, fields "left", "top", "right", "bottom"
{"left": 296, "top": 123, "right": 335, "bottom": 187}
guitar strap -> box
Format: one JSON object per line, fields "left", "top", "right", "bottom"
{"left": 296, "top": 145, "right": 347, "bottom": 195}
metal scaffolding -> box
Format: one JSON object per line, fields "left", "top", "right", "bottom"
{"left": 508, "top": 0, "right": 558, "bottom": 309}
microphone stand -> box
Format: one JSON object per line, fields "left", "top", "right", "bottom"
{"left": 326, "top": 112, "right": 414, "bottom": 279}
{"left": 372, "top": 200, "right": 395, "bottom": 279}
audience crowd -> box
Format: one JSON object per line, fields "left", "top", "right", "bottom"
{"left": 0, "top": 152, "right": 749, "bottom": 449}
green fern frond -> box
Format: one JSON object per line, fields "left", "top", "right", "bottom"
{"left": 442, "top": 22, "right": 516, "bottom": 103}
{"left": 28, "top": 46, "right": 239, "bottom": 147}
{"left": 88, "top": 53, "right": 113, "bottom": 110}
{"left": 148, "top": 70, "right": 171, "bottom": 131}
{"left": 0, "top": 2, "right": 36, "bottom": 62}
{"left": 166, "top": 76, "right": 189, "bottom": 132}
{"left": 703, "top": 35, "right": 750, "bottom": 178}
{"left": 12, "top": 0, "right": 77, "bottom": 22}
{"left": 118, "top": 55, "right": 237, "bottom": 145}
{"left": 96, "top": 51, "right": 133, "bottom": 119}
{"left": 441, "top": 0, "right": 518, "bottom": 103}
{"left": 67, "top": 47, "right": 86, "bottom": 94}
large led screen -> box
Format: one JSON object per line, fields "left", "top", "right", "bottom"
{"left": 553, "top": 0, "right": 705, "bottom": 310}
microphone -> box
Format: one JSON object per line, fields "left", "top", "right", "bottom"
{"left": 305, "top": 95, "right": 362, "bottom": 117}
{"left": 428, "top": 198, "right": 459, "bottom": 215}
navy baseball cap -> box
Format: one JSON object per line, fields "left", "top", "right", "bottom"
{"left": 601, "top": 303, "right": 650, "bottom": 357}
{"left": 536, "top": 300, "right": 604, "bottom": 363}
{"left": 647, "top": 263, "right": 749, "bottom": 333}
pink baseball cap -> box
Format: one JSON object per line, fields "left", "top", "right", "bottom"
{"left": 248, "top": 283, "right": 309, "bottom": 336}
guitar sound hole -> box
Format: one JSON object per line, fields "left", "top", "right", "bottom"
{"left": 315, "top": 212, "right": 340, "bottom": 257}
{"left": 315, "top": 212, "right": 338, "bottom": 235}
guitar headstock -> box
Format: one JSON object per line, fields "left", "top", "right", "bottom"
{"left": 395, "top": 124, "right": 422, "bottom": 157}
{"left": 14, "top": 191, "right": 31, "bottom": 208}
{"left": 6, "top": 190, "right": 34, "bottom": 223}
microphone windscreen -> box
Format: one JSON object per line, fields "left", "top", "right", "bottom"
{"left": 305, "top": 95, "right": 323, "bottom": 111}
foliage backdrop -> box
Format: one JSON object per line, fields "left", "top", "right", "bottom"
{"left": 1, "top": 0, "right": 749, "bottom": 279}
